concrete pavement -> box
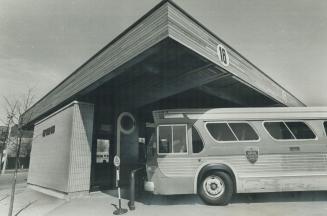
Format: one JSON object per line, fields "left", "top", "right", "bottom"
{"left": 1, "top": 172, "right": 327, "bottom": 216}
{"left": 46, "top": 191, "right": 327, "bottom": 216}
{"left": 0, "top": 171, "right": 65, "bottom": 216}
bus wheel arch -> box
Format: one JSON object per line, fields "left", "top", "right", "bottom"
{"left": 196, "top": 164, "right": 236, "bottom": 205}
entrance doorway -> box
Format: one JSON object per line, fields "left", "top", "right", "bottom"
{"left": 91, "top": 124, "right": 115, "bottom": 190}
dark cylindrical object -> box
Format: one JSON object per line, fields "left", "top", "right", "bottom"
{"left": 128, "top": 171, "right": 136, "bottom": 210}
{"left": 128, "top": 167, "right": 144, "bottom": 211}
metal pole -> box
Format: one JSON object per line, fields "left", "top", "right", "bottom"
{"left": 128, "top": 171, "right": 136, "bottom": 210}
{"left": 128, "top": 167, "right": 144, "bottom": 210}
{"left": 113, "top": 166, "right": 127, "bottom": 215}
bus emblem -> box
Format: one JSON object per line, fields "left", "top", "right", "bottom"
{"left": 246, "top": 148, "right": 258, "bottom": 164}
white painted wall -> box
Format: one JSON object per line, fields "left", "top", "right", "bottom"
{"left": 28, "top": 101, "right": 94, "bottom": 194}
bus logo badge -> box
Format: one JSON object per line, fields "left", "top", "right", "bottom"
{"left": 246, "top": 148, "right": 258, "bottom": 164}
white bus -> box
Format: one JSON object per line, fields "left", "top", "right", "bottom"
{"left": 144, "top": 107, "right": 327, "bottom": 205}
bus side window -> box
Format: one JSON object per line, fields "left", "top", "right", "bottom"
{"left": 158, "top": 125, "right": 187, "bottom": 154}
{"left": 173, "top": 126, "right": 187, "bottom": 153}
{"left": 285, "top": 122, "right": 316, "bottom": 139}
{"left": 206, "top": 123, "right": 237, "bottom": 141}
{"left": 229, "top": 123, "right": 259, "bottom": 141}
{"left": 264, "top": 122, "right": 294, "bottom": 140}
{"left": 324, "top": 121, "right": 327, "bottom": 135}
{"left": 158, "top": 126, "right": 172, "bottom": 153}
{"left": 264, "top": 121, "right": 316, "bottom": 140}
{"left": 192, "top": 126, "right": 204, "bottom": 153}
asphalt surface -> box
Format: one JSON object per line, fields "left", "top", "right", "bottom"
{"left": 46, "top": 191, "right": 327, "bottom": 216}
{"left": 1, "top": 172, "right": 327, "bottom": 216}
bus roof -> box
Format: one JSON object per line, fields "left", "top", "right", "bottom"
{"left": 153, "top": 107, "right": 327, "bottom": 122}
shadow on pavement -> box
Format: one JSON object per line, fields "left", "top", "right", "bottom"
{"left": 232, "top": 191, "right": 327, "bottom": 204}
{"left": 102, "top": 189, "right": 327, "bottom": 206}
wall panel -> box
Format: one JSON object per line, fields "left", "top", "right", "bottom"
{"left": 28, "top": 101, "right": 94, "bottom": 194}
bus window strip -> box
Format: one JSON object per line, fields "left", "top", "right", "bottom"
{"left": 157, "top": 124, "right": 189, "bottom": 156}
{"left": 283, "top": 121, "right": 297, "bottom": 139}
{"left": 204, "top": 121, "right": 261, "bottom": 144}
{"left": 226, "top": 123, "right": 239, "bottom": 141}
{"left": 262, "top": 120, "right": 318, "bottom": 142}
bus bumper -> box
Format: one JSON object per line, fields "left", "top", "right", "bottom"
{"left": 144, "top": 181, "right": 154, "bottom": 192}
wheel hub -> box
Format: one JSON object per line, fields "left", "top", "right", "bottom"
{"left": 210, "top": 183, "right": 218, "bottom": 190}
{"left": 203, "top": 175, "right": 225, "bottom": 198}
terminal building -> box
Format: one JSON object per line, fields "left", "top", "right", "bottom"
{"left": 23, "top": 0, "right": 304, "bottom": 196}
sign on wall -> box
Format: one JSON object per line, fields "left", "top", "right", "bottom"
{"left": 96, "top": 139, "right": 110, "bottom": 163}
{"left": 114, "top": 155, "right": 120, "bottom": 167}
{"left": 217, "top": 44, "right": 230, "bottom": 67}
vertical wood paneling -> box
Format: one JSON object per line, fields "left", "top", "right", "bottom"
{"left": 167, "top": 3, "right": 303, "bottom": 107}
{"left": 23, "top": 4, "right": 169, "bottom": 124}
{"left": 23, "top": 1, "right": 304, "bottom": 126}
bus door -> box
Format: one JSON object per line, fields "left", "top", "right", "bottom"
{"left": 154, "top": 124, "right": 194, "bottom": 194}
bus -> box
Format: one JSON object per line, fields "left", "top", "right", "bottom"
{"left": 144, "top": 107, "right": 327, "bottom": 205}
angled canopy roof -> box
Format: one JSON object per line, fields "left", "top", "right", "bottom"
{"left": 22, "top": 0, "right": 304, "bottom": 126}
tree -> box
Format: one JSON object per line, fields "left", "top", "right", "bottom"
{"left": 0, "top": 126, "right": 8, "bottom": 170}
{"left": 0, "top": 100, "right": 17, "bottom": 174}
{"left": 0, "top": 88, "right": 35, "bottom": 216}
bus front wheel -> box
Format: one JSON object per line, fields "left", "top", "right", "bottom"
{"left": 198, "top": 171, "right": 233, "bottom": 205}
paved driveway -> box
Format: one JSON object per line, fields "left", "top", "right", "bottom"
{"left": 46, "top": 190, "right": 327, "bottom": 216}
{"left": 1, "top": 172, "right": 327, "bottom": 216}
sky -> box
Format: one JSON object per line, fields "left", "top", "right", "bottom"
{"left": 0, "top": 0, "right": 326, "bottom": 121}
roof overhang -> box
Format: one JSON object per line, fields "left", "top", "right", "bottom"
{"left": 22, "top": 0, "right": 304, "bottom": 126}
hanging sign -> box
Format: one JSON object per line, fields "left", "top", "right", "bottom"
{"left": 217, "top": 44, "right": 230, "bottom": 67}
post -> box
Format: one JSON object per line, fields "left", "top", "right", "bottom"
{"left": 113, "top": 155, "right": 127, "bottom": 215}
{"left": 128, "top": 171, "right": 136, "bottom": 210}
{"left": 116, "top": 112, "right": 136, "bottom": 159}
{"left": 128, "top": 167, "right": 144, "bottom": 211}
{"left": 113, "top": 112, "right": 135, "bottom": 214}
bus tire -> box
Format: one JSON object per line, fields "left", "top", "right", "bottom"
{"left": 198, "top": 171, "right": 233, "bottom": 205}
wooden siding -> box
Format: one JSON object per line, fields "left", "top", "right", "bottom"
{"left": 23, "top": 3, "right": 170, "bottom": 125}
{"left": 23, "top": 0, "right": 303, "bottom": 125}
{"left": 166, "top": 2, "right": 303, "bottom": 107}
